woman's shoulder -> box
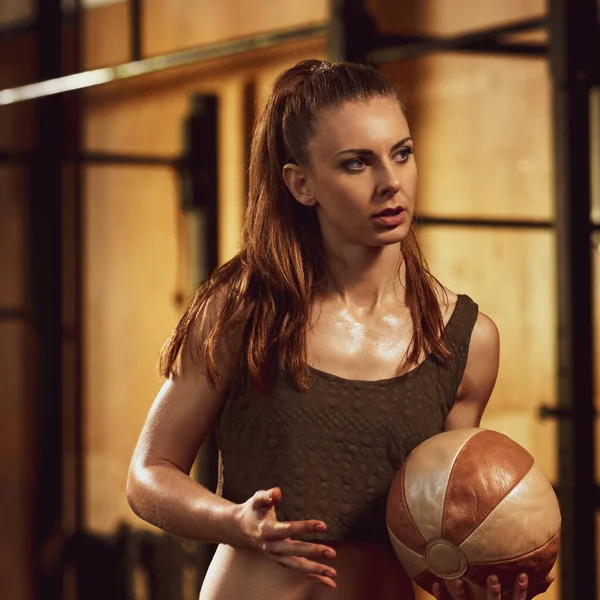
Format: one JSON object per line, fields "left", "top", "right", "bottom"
{"left": 201, "top": 283, "right": 253, "bottom": 332}
{"left": 434, "top": 285, "right": 497, "bottom": 339}
{"left": 432, "top": 284, "right": 459, "bottom": 327}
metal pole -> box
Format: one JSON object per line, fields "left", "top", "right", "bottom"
{"left": 130, "top": 0, "right": 142, "bottom": 61}
{"left": 0, "top": 23, "right": 328, "bottom": 105}
{"left": 31, "top": 0, "right": 65, "bottom": 598}
{"left": 548, "top": 0, "right": 598, "bottom": 597}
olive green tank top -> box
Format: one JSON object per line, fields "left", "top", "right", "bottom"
{"left": 216, "top": 294, "right": 479, "bottom": 544}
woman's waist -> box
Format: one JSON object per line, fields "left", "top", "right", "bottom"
{"left": 201, "top": 541, "right": 415, "bottom": 600}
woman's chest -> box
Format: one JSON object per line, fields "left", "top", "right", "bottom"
{"left": 305, "top": 305, "right": 419, "bottom": 381}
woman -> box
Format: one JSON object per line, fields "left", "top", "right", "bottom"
{"left": 127, "top": 60, "right": 555, "bottom": 600}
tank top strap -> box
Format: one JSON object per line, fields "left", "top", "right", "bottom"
{"left": 442, "top": 294, "right": 480, "bottom": 400}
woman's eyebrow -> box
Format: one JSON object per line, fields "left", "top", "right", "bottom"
{"left": 334, "top": 136, "right": 413, "bottom": 157}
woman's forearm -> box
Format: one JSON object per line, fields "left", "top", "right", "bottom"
{"left": 126, "top": 461, "right": 242, "bottom": 546}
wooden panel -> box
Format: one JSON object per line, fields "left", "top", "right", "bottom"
{"left": 0, "top": 34, "right": 36, "bottom": 150}
{"left": 83, "top": 165, "right": 184, "bottom": 532}
{"left": 383, "top": 55, "right": 551, "bottom": 220}
{"left": 82, "top": 1, "right": 130, "bottom": 70}
{"left": 366, "top": 0, "right": 544, "bottom": 36}
{"left": 218, "top": 78, "right": 246, "bottom": 263}
{"left": 142, "top": 0, "right": 328, "bottom": 57}
{"left": 0, "top": 322, "right": 33, "bottom": 600}
{"left": 0, "top": 0, "right": 34, "bottom": 26}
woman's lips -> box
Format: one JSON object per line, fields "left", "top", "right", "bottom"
{"left": 371, "top": 207, "right": 406, "bottom": 227}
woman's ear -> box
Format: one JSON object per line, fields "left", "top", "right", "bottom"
{"left": 282, "top": 163, "right": 317, "bottom": 207}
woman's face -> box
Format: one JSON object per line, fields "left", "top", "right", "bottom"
{"left": 299, "top": 96, "right": 416, "bottom": 248}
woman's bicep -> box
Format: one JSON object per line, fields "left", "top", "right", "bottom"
{"left": 132, "top": 293, "right": 246, "bottom": 476}
{"left": 444, "top": 311, "right": 500, "bottom": 431}
{"left": 131, "top": 370, "right": 228, "bottom": 476}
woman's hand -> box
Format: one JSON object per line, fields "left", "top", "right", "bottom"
{"left": 232, "top": 487, "right": 338, "bottom": 588}
{"left": 432, "top": 572, "right": 556, "bottom": 600}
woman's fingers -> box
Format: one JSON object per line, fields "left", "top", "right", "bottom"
{"left": 512, "top": 573, "right": 528, "bottom": 600}
{"left": 487, "top": 575, "right": 502, "bottom": 598}
{"left": 307, "top": 573, "right": 338, "bottom": 589}
{"left": 433, "top": 572, "right": 552, "bottom": 600}
{"left": 264, "top": 538, "right": 336, "bottom": 560}
{"left": 452, "top": 579, "right": 471, "bottom": 599}
{"left": 432, "top": 579, "right": 472, "bottom": 600}
{"left": 264, "top": 518, "right": 328, "bottom": 540}
{"left": 526, "top": 572, "right": 556, "bottom": 599}
{"left": 432, "top": 582, "right": 450, "bottom": 599}
{"left": 274, "top": 553, "right": 337, "bottom": 582}
{"left": 251, "top": 487, "right": 281, "bottom": 511}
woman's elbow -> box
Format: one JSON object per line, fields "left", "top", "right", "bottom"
{"left": 126, "top": 461, "right": 147, "bottom": 517}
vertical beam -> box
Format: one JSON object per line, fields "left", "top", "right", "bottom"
{"left": 72, "top": 0, "right": 85, "bottom": 542}
{"left": 328, "top": 0, "right": 377, "bottom": 63}
{"left": 130, "top": 0, "right": 142, "bottom": 61}
{"left": 548, "top": 0, "right": 598, "bottom": 598}
{"left": 31, "top": 0, "right": 65, "bottom": 598}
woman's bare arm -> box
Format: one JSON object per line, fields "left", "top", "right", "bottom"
{"left": 126, "top": 294, "right": 245, "bottom": 545}
{"left": 443, "top": 311, "right": 500, "bottom": 430}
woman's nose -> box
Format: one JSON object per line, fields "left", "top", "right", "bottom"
{"left": 376, "top": 162, "right": 401, "bottom": 198}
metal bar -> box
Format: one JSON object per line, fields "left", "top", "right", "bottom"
{"left": 130, "top": 0, "right": 142, "bottom": 61}
{"left": 440, "top": 42, "right": 546, "bottom": 57}
{"left": 31, "top": 0, "right": 64, "bottom": 598}
{"left": 548, "top": 0, "right": 598, "bottom": 597}
{"left": 368, "top": 16, "right": 547, "bottom": 63}
{"left": 0, "top": 149, "right": 31, "bottom": 163}
{"left": 416, "top": 215, "right": 553, "bottom": 229}
{"left": 0, "top": 18, "right": 35, "bottom": 40}
{"left": 69, "top": 151, "right": 180, "bottom": 167}
{"left": 0, "top": 307, "right": 28, "bottom": 320}
{"left": 0, "top": 23, "right": 327, "bottom": 106}
{"left": 0, "top": 149, "right": 180, "bottom": 166}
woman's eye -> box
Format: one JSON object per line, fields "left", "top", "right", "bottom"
{"left": 346, "top": 158, "right": 366, "bottom": 171}
{"left": 395, "top": 147, "right": 413, "bottom": 163}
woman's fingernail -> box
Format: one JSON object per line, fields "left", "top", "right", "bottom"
{"left": 323, "top": 549, "right": 335, "bottom": 558}
{"left": 314, "top": 523, "right": 326, "bottom": 531}
{"left": 519, "top": 573, "right": 528, "bottom": 584}
{"left": 489, "top": 575, "right": 499, "bottom": 586}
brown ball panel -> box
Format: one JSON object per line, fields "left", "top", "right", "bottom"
{"left": 386, "top": 457, "right": 428, "bottom": 554}
{"left": 443, "top": 430, "right": 535, "bottom": 546}
{"left": 464, "top": 530, "right": 560, "bottom": 591}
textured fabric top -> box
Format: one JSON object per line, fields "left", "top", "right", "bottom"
{"left": 215, "top": 294, "right": 479, "bottom": 543}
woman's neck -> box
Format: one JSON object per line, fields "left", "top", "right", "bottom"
{"left": 319, "top": 244, "right": 407, "bottom": 313}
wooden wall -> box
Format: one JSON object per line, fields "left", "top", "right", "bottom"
{"left": 2, "top": 0, "right": 598, "bottom": 599}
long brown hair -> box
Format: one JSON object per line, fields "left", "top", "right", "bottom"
{"left": 159, "top": 59, "right": 450, "bottom": 392}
